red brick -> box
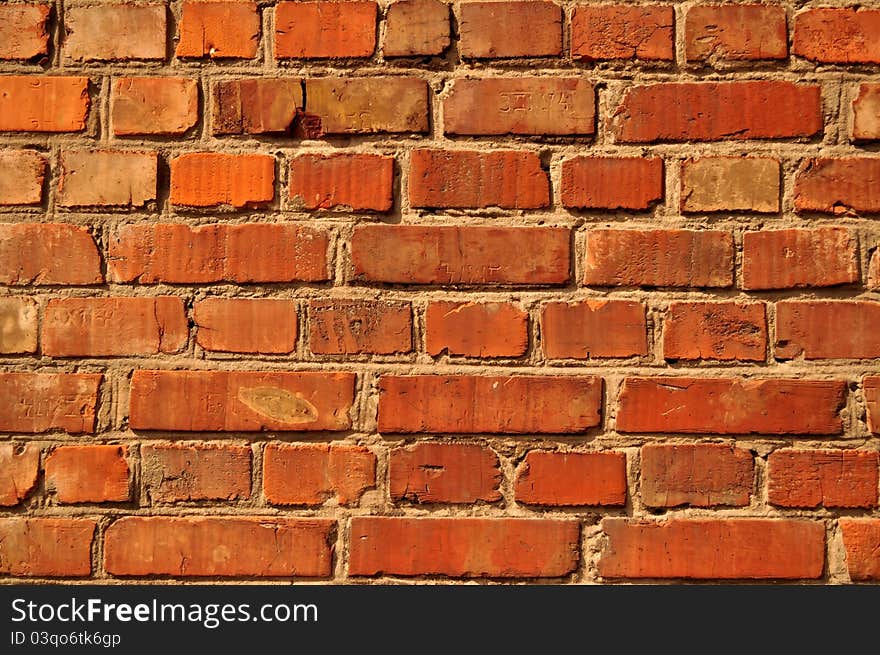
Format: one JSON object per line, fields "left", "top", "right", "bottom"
{"left": 44, "top": 445, "right": 130, "bottom": 504}
{"left": 349, "top": 517, "right": 579, "bottom": 577}
{"left": 515, "top": 451, "right": 626, "bottom": 507}
{"left": 104, "top": 517, "right": 334, "bottom": 577}
{"left": 389, "top": 443, "right": 501, "bottom": 504}
{"left": 0, "top": 518, "right": 95, "bottom": 577}
{"left": 289, "top": 154, "right": 393, "bottom": 211}
{"left": 853, "top": 84, "right": 880, "bottom": 141}
{"left": 384, "top": 0, "right": 450, "bottom": 56}
{"left": 768, "top": 450, "right": 878, "bottom": 509}
{"left": 459, "top": 1, "right": 561, "bottom": 58}
{"left": 600, "top": 518, "right": 824, "bottom": 580}
{"left": 681, "top": 157, "right": 780, "bottom": 213}
{"left": 426, "top": 301, "right": 527, "bottom": 358}
{"left": 776, "top": 301, "right": 880, "bottom": 360}
{"left": 410, "top": 148, "right": 549, "bottom": 208}
{"left": 663, "top": 301, "right": 766, "bottom": 361}
{"left": 572, "top": 5, "right": 673, "bottom": 61}
{"left": 840, "top": 519, "right": 880, "bottom": 581}
{"left": 194, "top": 298, "right": 297, "bottom": 354}
{"left": 865, "top": 376, "right": 880, "bottom": 434}
{"left": 351, "top": 225, "right": 570, "bottom": 285}
{"left": 685, "top": 4, "right": 787, "bottom": 61}
{"left": 305, "top": 77, "right": 429, "bottom": 134}
{"left": 109, "top": 223, "right": 329, "bottom": 284}
{"left": 617, "top": 377, "right": 845, "bottom": 435}
{"left": 560, "top": 157, "right": 662, "bottom": 210}
{"left": 0, "top": 4, "right": 49, "bottom": 60}
{"left": 64, "top": 4, "right": 165, "bottom": 61}
{"left": 176, "top": 1, "right": 260, "bottom": 59}
{"left": 378, "top": 375, "right": 602, "bottom": 434}
{"left": 794, "top": 8, "right": 880, "bottom": 64}
{"left": 794, "top": 158, "right": 880, "bottom": 214}
{"left": 263, "top": 443, "right": 376, "bottom": 506}
{"left": 112, "top": 78, "right": 198, "bottom": 136}
{"left": 308, "top": 299, "right": 412, "bottom": 355}
{"left": 640, "top": 444, "right": 754, "bottom": 508}
{"left": 170, "top": 152, "right": 274, "bottom": 208}
{"left": 0, "top": 444, "right": 40, "bottom": 506}
{"left": 0, "top": 223, "right": 102, "bottom": 286}
{"left": 43, "top": 297, "right": 188, "bottom": 357}
{"left": 583, "top": 229, "right": 733, "bottom": 288}
{"left": 0, "top": 298, "right": 38, "bottom": 354}
{"left": 443, "top": 77, "right": 594, "bottom": 136}
{"left": 541, "top": 299, "right": 646, "bottom": 359}
{"left": 0, "top": 149, "right": 45, "bottom": 206}
{"left": 59, "top": 150, "right": 157, "bottom": 208}
{"left": 129, "top": 370, "right": 354, "bottom": 432}
{"left": 212, "top": 79, "right": 303, "bottom": 135}
{"left": 0, "top": 373, "right": 101, "bottom": 434}
{"left": 611, "top": 81, "right": 822, "bottom": 142}
{"left": 142, "top": 443, "right": 252, "bottom": 502}
{"left": 0, "top": 76, "right": 89, "bottom": 132}
{"left": 742, "top": 228, "right": 860, "bottom": 290}
{"left": 275, "top": 1, "right": 376, "bottom": 58}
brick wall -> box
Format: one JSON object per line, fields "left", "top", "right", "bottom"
{"left": 1, "top": 0, "right": 879, "bottom": 583}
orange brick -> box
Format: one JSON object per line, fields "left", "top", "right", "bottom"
{"left": 64, "top": 4, "right": 165, "bottom": 61}
{"left": 853, "top": 84, "right": 880, "bottom": 141}
{"left": 0, "top": 76, "right": 90, "bottom": 133}
{"left": 685, "top": 4, "right": 787, "bottom": 61}
{"left": 142, "top": 443, "right": 252, "bottom": 502}
{"left": 112, "top": 78, "right": 198, "bottom": 136}
{"left": 305, "top": 77, "right": 428, "bottom": 134}
{"left": 0, "top": 298, "right": 38, "bottom": 354}
{"left": 560, "top": 157, "right": 663, "bottom": 210}
{"left": 794, "top": 158, "right": 880, "bottom": 214}
{"left": 459, "top": 1, "right": 562, "bottom": 58}
{"left": 170, "top": 153, "right": 275, "bottom": 208}
{"left": 275, "top": 1, "right": 377, "bottom": 58}
{"left": 194, "top": 298, "right": 297, "bottom": 354}
{"left": 389, "top": 443, "right": 501, "bottom": 504}
{"left": 426, "top": 301, "right": 528, "bottom": 358}
{"left": 308, "top": 299, "right": 412, "bottom": 355}
{"left": 0, "top": 444, "right": 40, "bottom": 506}
{"left": 794, "top": 8, "right": 880, "bottom": 64}
{"left": 776, "top": 301, "right": 880, "bottom": 360}
{"left": 0, "top": 150, "right": 45, "bottom": 206}
{"left": 0, "top": 223, "right": 102, "bottom": 286}
{"left": 768, "top": 450, "right": 878, "bottom": 508}
{"left": 0, "top": 4, "right": 49, "bottom": 60}
{"left": 289, "top": 153, "right": 393, "bottom": 211}
{"left": 572, "top": 5, "right": 673, "bottom": 60}
{"left": 0, "top": 373, "right": 101, "bottom": 434}
{"left": 58, "top": 150, "right": 157, "bottom": 208}
{"left": 840, "top": 519, "right": 880, "bottom": 581}
{"left": 541, "top": 300, "right": 647, "bottom": 359}
{"left": 212, "top": 79, "right": 303, "bottom": 135}
{"left": 44, "top": 445, "right": 130, "bottom": 503}
{"left": 663, "top": 301, "right": 767, "bottom": 361}
{"left": 263, "top": 443, "right": 376, "bottom": 506}
{"left": 384, "top": 0, "right": 450, "bottom": 56}
{"left": 515, "top": 451, "right": 627, "bottom": 506}
{"left": 0, "top": 518, "right": 95, "bottom": 577}
{"left": 681, "top": 157, "right": 780, "bottom": 213}
{"left": 176, "top": 1, "right": 260, "bottom": 59}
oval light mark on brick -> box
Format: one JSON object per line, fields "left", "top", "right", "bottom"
{"left": 237, "top": 387, "right": 319, "bottom": 424}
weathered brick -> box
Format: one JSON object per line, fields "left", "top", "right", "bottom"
{"left": 515, "top": 451, "right": 627, "bottom": 507}
{"left": 663, "top": 301, "right": 767, "bottom": 361}
{"left": 308, "top": 299, "right": 412, "bottom": 355}
{"left": 212, "top": 79, "right": 303, "bottom": 135}
{"left": 0, "top": 150, "right": 45, "bottom": 206}
{"left": 289, "top": 154, "right": 393, "bottom": 211}
{"left": 853, "top": 84, "right": 880, "bottom": 141}
{"left": 865, "top": 376, "right": 880, "bottom": 434}
{"left": 426, "top": 301, "right": 528, "bottom": 358}
{"left": 64, "top": 4, "right": 165, "bottom": 61}
{"left": 793, "top": 8, "right": 880, "bottom": 64}
{"left": 389, "top": 443, "right": 501, "bottom": 504}
{"left": 0, "top": 76, "right": 89, "bottom": 132}
{"left": 45, "top": 445, "right": 130, "bottom": 504}
{"left": 142, "top": 443, "right": 252, "bottom": 502}
{"left": 458, "top": 1, "right": 561, "bottom": 58}
{"left": 305, "top": 78, "right": 428, "bottom": 134}
{"left": 794, "top": 158, "right": 880, "bottom": 214}
{"left": 0, "top": 223, "right": 102, "bottom": 286}
{"left": 194, "top": 298, "right": 297, "bottom": 354}
{"left": 768, "top": 450, "right": 878, "bottom": 509}
{"left": 176, "top": 1, "right": 260, "bottom": 59}
{"left": 0, "top": 518, "right": 95, "bottom": 577}
{"left": 681, "top": 157, "right": 780, "bottom": 213}
{"left": 170, "top": 152, "right": 275, "bottom": 208}
{"left": 112, "top": 78, "right": 198, "bottom": 136}
{"left": 263, "top": 443, "right": 376, "bottom": 506}
{"left": 275, "top": 1, "right": 377, "bottom": 58}
{"left": 0, "top": 373, "right": 101, "bottom": 434}
{"left": 58, "top": 150, "right": 157, "bottom": 208}
{"left": 384, "top": 0, "right": 450, "bottom": 56}
{"left": 776, "top": 301, "right": 880, "bottom": 360}
{"left": 0, "top": 444, "right": 40, "bottom": 506}
{"left": 685, "top": 4, "right": 787, "bottom": 61}
{"left": 0, "top": 298, "right": 38, "bottom": 354}
{"left": 560, "top": 157, "right": 662, "bottom": 210}
{"left": 0, "top": 4, "right": 49, "bottom": 60}
{"left": 840, "top": 519, "right": 880, "bottom": 581}
{"left": 572, "top": 5, "right": 673, "bottom": 61}
{"left": 541, "top": 299, "right": 647, "bottom": 359}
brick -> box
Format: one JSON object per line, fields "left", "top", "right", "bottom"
{"left": 378, "top": 375, "right": 602, "bottom": 434}
{"left": 425, "top": 301, "right": 528, "bottom": 358}
{"left": 0, "top": 518, "right": 95, "bottom": 577}
{"left": 44, "top": 445, "right": 130, "bottom": 504}
{"left": 794, "top": 158, "right": 880, "bottom": 214}
{"left": 275, "top": 1, "right": 377, "bottom": 58}
{"left": 793, "top": 8, "right": 880, "bottom": 64}
{"left": 443, "top": 78, "right": 594, "bottom": 136}
{"left": 853, "top": 84, "right": 880, "bottom": 141}
{"left": 0, "top": 150, "right": 46, "bottom": 205}
{"left": 682, "top": 157, "right": 780, "bottom": 213}
{"left": 289, "top": 154, "right": 393, "bottom": 211}
{"left": 0, "top": 298, "right": 38, "bottom": 354}
{"left": 212, "top": 79, "right": 303, "bottom": 135}
{"left": 0, "top": 373, "right": 101, "bottom": 434}
{"left": 351, "top": 225, "right": 570, "bottom": 285}
{"left": 384, "top": 0, "right": 450, "bottom": 56}
{"left": 840, "top": 519, "right": 880, "bottom": 581}
{"left": 349, "top": 517, "right": 579, "bottom": 577}
{"left": 58, "top": 150, "right": 157, "bottom": 208}
{"left": 389, "top": 443, "right": 501, "bottom": 504}
{"left": 572, "top": 5, "right": 673, "bottom": 61}
{"left": 617, "top": 377, "right": 845, "bottom": 435}
{"left": 305, "top": 78, "right": 428, "bottom": 134}
{"left": 129, "top": 370, "right": 355, "bottom": 432}
{"left": 515, "top": 451, "right": 627, "bottom": 507}
{"left": 64, "top": 4, "right": 165, "bottom": 61}
{"left": 194, "top": 298, "right": 297, "bottom": 354}
{"left": 768, "top": 450, "right": 878, "bottom": 509}
{"left": 0, "top": 223, "right": 102, "bottom": 286}
{"left": 142, "top": 443, "right": 252, "bottom": 502}
{"left": 0, "top": 76, "right": 89, "bottom": 132}
{"left": 170, "top": 152, "right": 275, "bottom": 208}
{"left": 776, "top": 301, "right": 880, "bottom": 360}
{"left": 583, "top": 229, "right": 733, "bottom": 288}
{"left": 0, "top": 4, "right": 49, "bottom": 60}
{"left": 308, "top": 299, "right": 412, "bottom": 355}
{"left": 685, "top": 4, "right": 787, "bottom": 61}
{"left": 541, "top": 299, "right": 647, "bottom": 359}
{"left": 742, "top": 228, "right": 860, "bottom": 290}
{"left": 663, "top": 301, "right": 766, "bottom": 361}
{"left": 560, "top": 157, "right": 662, "bottom": 210}
{"left": 0, "top": 444, "right": 40, "bottom": 506}
{"left": 176, "top": 1, "right": 260, "bottom": 59}
{"left": 409, "top": 149, "right": 549, "bottom": 208}
{"left": 104, "top": 517, "right": 334, "bottom": 577}
{"left": 866, "top": 377, "right": 880, "bottom": 434}
{"left": 459, "top": 1, "right": 561, "bottom": 58}
{"left": 612, "top": 81, "right": 822, "bottom": 143}
{"left": 600, "top": 518, "right": 824, "bottom": 580}
{"left": 263, "top": 443, "right": 376, "bottom": 506}
{"left": 112, "top": 78, "right": 198, "bottom": 136}
{"left": 641, "top": 444, "right": 754, "bottom": 508}
{"left": 108, "top": 223, "right": 329, "bottom": 284}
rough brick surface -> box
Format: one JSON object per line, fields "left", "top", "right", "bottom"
{"left": 305, "top": 78, "right": 428, "bottom": 134}
{"left": 0, "top": 519, "right": 95, "bottom": 577}
{"left": 663, "top": 301, "right": 767, "bottom": 361}
{"left": 264, "top": 443, "right": 376, "bottom": 506}
{"left": 768, "top": 450, "right": 878, "bottom": 509}
{"left": 275, "top": 1, "right": 377, "bottom": 59}
{"left": 309, "top": 299, "right": 412, "bottom": 355}
{"left": 0, "top": 373, "right": 101, "bottom": 434}
{"left": 681, "top": 157, "right": 780, "bottom": 213}
{"left": 0, "top": 444, "right": 40, "bottom": 506}
{"left": 572, "top": 5, "right": 674, "bottom": 61}
{"left": 112, "top": 78, "right": 199, "bottom": 136}
{"left": 0, "top": 297, "right": 38, "bottom": 354}
{"left": 685, "top": 5, "right": 788, "bottom": 62}
{"left": 793, "top": 8, "right": 880, "bottom": 64}
{"left": 865, "top": 377, "right": 880, "bottom": 435}
{"left": 0, "top": 149, "right": 45, "bottom": 205}
{"left": 45, "top": 446, "right": 130, "bottom": 504}
{"left": 459, "top": 2, "right": 562, "bottom": 59}
{"left": 515, "top": 451, "right": 627, "bottom": 507}
{"left": 390, "top": 443, "right": 501, "bottom": 504}
{"left": 852, "top": 84, "right": 880, "bottom": 141}
{"left": 0, "top": 223, "right": 102, "bottom": 286}
{"left": 0, "top": 76, "right": 89, "bottom": 132}
{"left": 840, "top": 519, "right": 880, "bottom": 581}
{"left": 290, "top": 154, "right": 393, "bottom": 211}
{"left": 212, "top": 79, "right": 303, "bottom": 135}
{"left": 59, "top": 150, "right": 157, "bottom": 208}
{"left": 561, "top": 157, "right": 662, "bottom": 210}
{"left": 0, "top": 4, "right": 49, "bottom": 60}
{"left": 64, "top": 4, "right": 166, "bottom": 62}
{"left": 142, "top": 444, "right": 252, "bottom": 502}
{"left": 426, "top": 301, "right": 528, "bottom": 358}
{"left": 170, "top": 152, "right": 274, "bottom": 208}
{"left": 194, "top": 298, "right": 297, "bottom": 354}
{"left": 794, "top": 158, "right": 880, "bottom": 214}
{"left": 541, "top": 300, "right": 647, "bottom": 359}
{"left": 177, "top": 2, "right": 260, "bottom": 59}
{"left": 776, "top": 301, "right": 880, "bottom": 360}
{"left": 384, "top": 0, "right": 450, "bottom": 56}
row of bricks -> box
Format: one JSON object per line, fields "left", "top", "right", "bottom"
{"left": 3, "top": 514, "right": 880, "bottom": 580}
{"left": 3, "top": 2, "right": 880, "bottom": 65}
{"left": 4, "top": 441, "right": 879, "bottom": 510}
{"left": 6, "top": 295, "right": 880, "bottom": 362}
{"left": 2, "top": 370, "right": 879, "bottom": 435}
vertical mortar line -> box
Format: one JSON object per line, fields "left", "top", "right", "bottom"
{"left": 766, "top": 296, "right": 777, "bottom": 368}
{"left": 53, "top": 0, "right": 63, "bottom": 69}
{"left": 100, "top": 75, "right": 110, "bottom": 143}
{"left": 673, "top": 2, "right": 687, "bottom": 70}
{"left": 251, "top": 440, "right": 264, "bottom": 510}
{"left": 666, "top": 156, "right": 682, "bottom": 218}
